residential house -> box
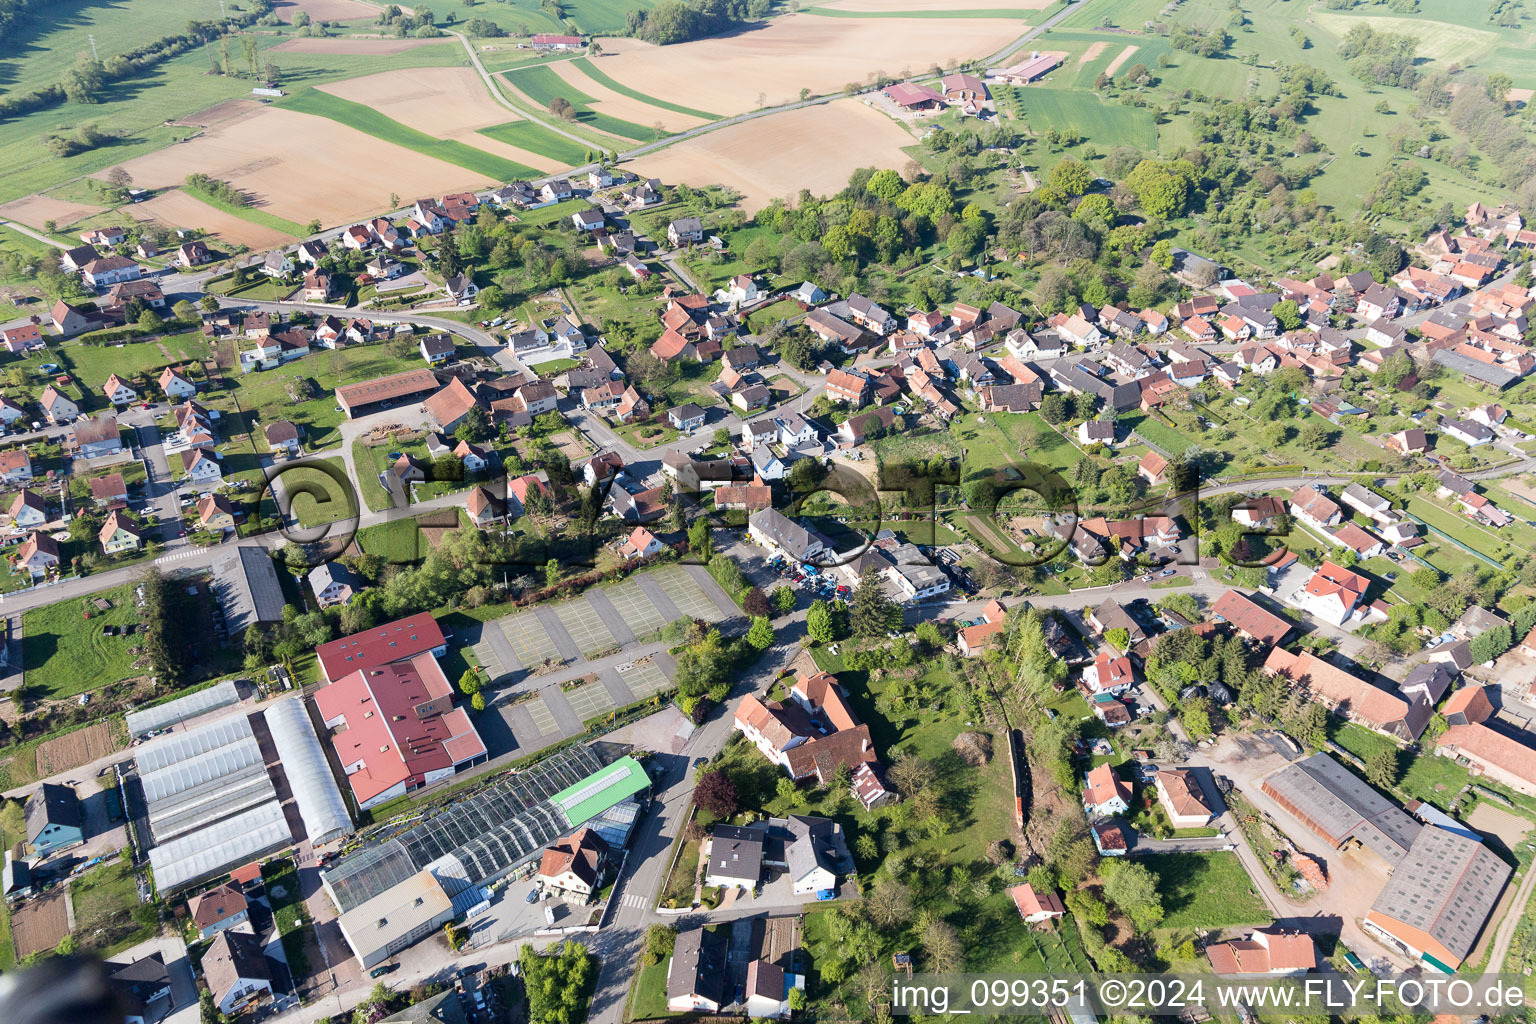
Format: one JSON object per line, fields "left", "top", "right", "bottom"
{"left": 845, "top": 295, "right": 896, "bottom": 335}
{"left": 443, "top": 274, "right": 477, "bottom": 304}
{"left": 825, "top": 369, "right": 869, "bottom": 405}
{"left": 196, "top": 494, "right": 237, "bottom": 532}
{"left": 303, "top": 269, "right": 333, "bottom": 302}
{"left": 0, "top": 323, "right": 42, "bottom": 353}
{"left": 538, "top": 828, "right": 610, "bottom": 901}
{"left": 667, "top": 927, "right": 727, "bottom": 1013}
{"left": 81, "top": 255, "right": 141, "bottom": 289}
{"left": 1155, "top": 768, "right": 1214, "bottom": 828}
{"left": 189, "top": 883, "right": 250, "bottom": 941}
{"left": 14, "top": 532, "right": 58, "bottom": 578}
{"left": 1009, "top": 883, "right": 1065, "bottom": 924}
{"left": 1083, "top": 763, "right": 1131, "bottom": 817}
{"left": 1082, "top": 650, "right": 1135, "bottom": 696}
{"left": 1212, "top": 590, "right": 1292, "bottom": 646}
{"left": 1288, "top": 485, "right": 1342, "bottom": 529}
{"left": 1385, "top": 428, "right": 1428, "bottom": 456}
{"left": 464, "top": 486, "right": 506, "bottom": 527}
{"left": 1138, "top": 451, "right": 1169, "bottom": 486}
{"left": 102, "top": 373, "right": 136, "bottom": 406}
{"left": 25, "top": 783, "right": 83, "bottom": 856}
{"left": 175, "top": 241, "right": 212, "bottom": 268}
{"left": 667, "top": 217, "right": 704, "bottom": 247}
{"left": 263, "top": 420, "right": 302, "bottom": 457}
{"left": 1442, "top": 418, "right": 1494, "bottom": 447}
{"left": 98, "top": 510, "right": 143, "bottom": 554}
{"left": 202, "top": 929, "right": 273, "bottom": 1015}
{"left": 668, "top": 403, "right": 707, "bottom": 431}
{"left": 8, "top": 489, "right": 46, "bottom": 529}
{"left": 1206, "top": 931, "right": 1318, "bottom": 977}
{"left": 1264, "top": 649, "right": 1429, "bottom": 741}
{"left": 1295, "top": 560, "right": 1370, "bottom": 625}
{"left": 72, "top": 415, "right": 122, "bottom": 458}
{"left": 158, "top": 366, "right": 197, "bottom": 400}
{"left": 86, "top": 473, "right": 126, "bottom": 505}
{"left": 617, "top": 526, "right": 662, "bottom": 560}
{"left": 180, "top": 449, "right": 223, "bottom": 486}
{"left": 748, "top": 508, "right": 827, "bottom": 563}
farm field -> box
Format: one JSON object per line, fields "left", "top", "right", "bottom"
{"left": 127, "top": 189, "right": 297, "bottom": 250}
{"left": 268, "top": 36, "right": 460, "bottom": 56}
{"left": 570, "top": 58, "right": 721, "bottom": 120}
{"left": 0, "top": 0, "right": 227, "bottom": 97}
{"left": 629, "top": 99, "right": 916, "bottom": 211}
{"left": 545, "top": 59, "right": 713, "bottom": 133}
{"left": 999, "top": 85, "right": 1158, "bottom": 150}
{"left": 501, "top": 64, "right": 657, "bottom": 141}
{"left": 590, "top": 12, "right": 1020, "bottom": 115}
{"left": 272, "top": 0, "right": 378, "bottom": 21}
{"left": 816, "top": 0, "right": 1051, "bottom": 9}
{"left": 477, "top": 121, "right": 591, "bottom": 168}
{"left": 0, "top": 195, "right": 103, "bottom": 232}
{"left": 283, "top": 89, "right": 540, "bottom": 181}
{"left": 100, "top": 101, "right": 493, "bottom": 230}
{"left": 803, "top": 6, "right": 1035, "bottom": 17}
{"left": 1307, "top": 10, "right": 1502, "bottom": 66}
{"left": 317, "top": 67, "right": 563, "bottom": 173}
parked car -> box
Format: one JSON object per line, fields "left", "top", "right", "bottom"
{"left": 525, "top": 888, "right": 540, "bottom": 904}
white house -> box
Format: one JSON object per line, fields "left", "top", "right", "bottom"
{"left": 618, "top": 525, "right": 662, "bottom": 560}
{"left": 102, "top": 374, "right": 137, "bottom": 406}
{"left": 1083, "top": 763, "right": 1131, "bottom": 817}
{"left": 158, "top": 367, "right": 198, "bottom": 400}
{"left": 1154, "top": 768, "right": 1214, "bottom": 829}
{"left": 1441, "top": 418, "right": 1494, "bottom": 447}
{"left": 180, "top": 449, "right": 223, "bottom": 485}
{"left": 1294, "top": 560, "right": 1370, "bottom": 626}
{"left": 727, "top": 274, "right": 760, "bottom": 306}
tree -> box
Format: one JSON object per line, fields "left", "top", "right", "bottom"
{"left": 458, "top": 669, "right": 481, "bottom": 695}
{"left": 867, "top": 877, "right": 913, "bottom": 927}
{"left": 772, "top": 586, "right": 796, "bottom": 614}
{"left": 1366, "top": 748, "right": 1399, "bottom": 789}
{"left": 806, "top": 598, "right": 836, "bottom": 644}
{"left": 743, "top": 586, "right": 770, "bottom": 618}
{"left": 921, "top": 917, "right": 963, "bottom": 972}
{"left": 548, "top": 96, "right": 576, "bottom": 120}
{"left": 1102, "top": 859, "right": 1164, "bottom": 932}
{"left": 888, "top": 752, "right": 936, "bottom": 796}
{"left": 172, "top": 299, "right": 198, "bottom": 322}
{"left": 1049, "top": 158, "right": 1094, "bottom": 197}
{"left": 746, "top": 615, "right": 774, "bottom": 650}
{"left": 641, "top": 924, "right": 675, "bottom": 967}
{"left": 850, "top": 567, "right": 899, "bottom": 637}
{"left": 693, "top": 769, "right": 738, "bottom": 817}
{"left": 471, "top": 692, "right": 486, "bottom": 712}
{"left": 1272, "top": 299, "right": 1302, "bottom": 331}
{"left": 200, "top": 295, "right": 220, "bottom": 312}
{"left": 688, "top": 518, "right": 712, "bottom": 562}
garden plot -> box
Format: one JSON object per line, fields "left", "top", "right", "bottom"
{"left": 555, "top": 598, "right": 618, "bottom": 658}
{"left": 652, "top": 566, "right": 723, "bottom": 622}
{"left": 617, "top": 657, "right": 670, "bottom": 700}
{"left": 12, "top": 889, "right": 69, "bottom": 959}
{"left": 497, "top": 611, "right": 565, "bottom": 668}
{"left": 565, "top": 682, "right": 615, "bottom": 721}
{"left": 524, "top": 693, "right": 559, "bottom": 736}
{"left": 602, "top": 580, "right": 669, "bottom": 637}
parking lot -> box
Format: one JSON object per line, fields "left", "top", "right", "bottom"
{"left": 497, "top": 612, "right": 565, "bottom": 667}
{"left": 564, "top": 681, "right": 614, "bottom": 721}
{"left": 604, "top": 580, "right": 669, "bottom": 636}
{"left": 653, "top": 566, "right": 724, "bottom": 622}
{"left": 554, "top": 599, "right": 618, "bottom": 658}
{"left": 617, "top": 658, "right": 669, "bottom": 699}
{"left": 523, "top": 694, "right": 559, "bottom": 736}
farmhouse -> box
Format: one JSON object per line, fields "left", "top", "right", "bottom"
{"left": 1365, "top": 825, "right": 1510, "bottom": 972}
{"left": 883, "top": 82, "right": 945, "bottom": 111}
{"left": 1205, "top": 931, "right": 1317, "bottom": 976}
{"left": 998, "top": 51, "right": 1064, "bottom": 84}
{"left": 1264, "top": 648, "right": 1427, "bottom": 742}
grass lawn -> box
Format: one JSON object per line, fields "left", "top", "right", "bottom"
{"left": 629, "top": 960, "right": 678, "bottom": 1019}
{"left": 1141, "top": 851, "right": 1272, "bottom": 932}
{"left": 59, "top": 330, "right": 212, "bottom": 393}
{"left": 1331, "top": 721, "right": 1536, "bottom": 818}
{"left": 745, "top": 297, "right": 801, "bottom": 334}
{"left": 356, "top": 513, "right": 446, "bottom": 563}
{"left": 263, "top": 457, "right": 356, "bottom": 528}
{"left": 22, "top": 583, "right": 145, "bottom": 701}
{"left": 569, "top": 57, "right": 721, "bottom": 119}
{"left": 1405, "top": 497, "right": 1508, "bottom": 567}
{"left": 0, "top": 799, "right": 21, "bottom": 968}
{"left": 996, "top": 84, "right": 1157, "bottom": 150}
{"left": 612, "top": 419, "right": 679, "bottom": 449}
{"left": 281, "top": 89, "right": 540, "bottom": 181}
{"left": 351, "top": 439, "right": 395, "bottom": 512}
{"left": 527, "top": 357, "right": 580, "bottom": 376}
{"left": 72, "top": 858, "right": 156, "bottom": 956}
{"left": 501, "top": 64, "right": 659, "bottom": 141}
{"left": 477, "top": 120, "right": 594, "bottom": 167}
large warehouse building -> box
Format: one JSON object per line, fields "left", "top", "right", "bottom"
{"left": 1259, "top": 752, "right": 1421, "bottom": 864}
{"left": 322, "top": 746, "right": 650, "bottom": 966}
{"left": 1364, "top": 825, "right": 1512, "bottom": 972}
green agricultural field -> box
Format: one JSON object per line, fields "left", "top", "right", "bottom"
{"left": 478, "top": 120, "right": 592, "bottom": 167}
{"left": 1005, "top": 86, "right": 1157, "bottom": 150}
{"left": 566, "top": 0, "right": 659, "bottom": 32}
{"left": 60, "top": 331, "right": 212, "bottom": 393}
{"left": 0, "top": 0, "right": 228, "bottom": 97}
{"left": 1142, "top": 851, "right": 1273, "bottom": 931}
{"left": 570, "top": 57, "right": 721, "bottom": 120}
{"left": 281, "top": 89, "right": 539, "bottom": 180}
{"left": 1308, "top": 10, "right": 1502, "bottom": 65}
{"left": 502, "top": 64, "right": 658, "bottom": 141}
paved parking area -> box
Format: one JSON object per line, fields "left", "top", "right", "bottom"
{"left": 654, "top": 565, "right": 724, "bottom": 622}
{"left": 523, "top": 694, "right": 559, "bottom": 736}
{"left": 499, "top": 612, "right": 564, "bottom": 667}
{"left": 603, "top": 580, "right": 669, "bottom": 636}
{"left": 617, "top": 657, "right": 670, "bottom": 699}
{"left": 554, "top": 598, "right": 618, "bottom": 658}
{"left": 564, "top": 681, "right": 615, "bottom": 721}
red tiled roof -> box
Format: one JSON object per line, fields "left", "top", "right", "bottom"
{"left": 1211, "top": 590, "right": 1291, "bottom": 646}
{"left": 315, "top": 614, "right": 446, "bottom": 681}
{"left": 1009, "top": 883, "right": 1064, "bottom": 919}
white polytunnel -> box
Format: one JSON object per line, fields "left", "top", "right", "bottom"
{"left": 262, "top": 696, "right": 354, "bottom": 845}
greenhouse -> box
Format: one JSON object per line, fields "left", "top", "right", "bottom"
{"left": 125, "top": 680, "right": 240, "bottom": 739}
{"left": 262, "top": 697, "right": 353, "bottom": 845}
{"left": 323, "top": 746, "right": 650, "bottom": 912}
{"left": 135, "top": 714, "right": 256, "bottom": 775}
{"left": 148, "top": 800, "right": 292, "bottom": 893}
